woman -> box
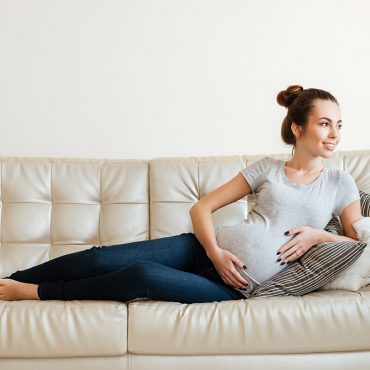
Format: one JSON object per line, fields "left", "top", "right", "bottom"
{"left": 0, "top": 85, "right": 362, "bottom": 303}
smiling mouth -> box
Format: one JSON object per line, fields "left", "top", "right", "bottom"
{"left": 323, "top": 142, "right": 336, "bottom": 150}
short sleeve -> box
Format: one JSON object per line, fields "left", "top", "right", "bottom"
{"left": 239, "top": 157, "right": 270, "bottom": 192}
{"left": 333, "top": 172, "right": 360, "bottom": 217}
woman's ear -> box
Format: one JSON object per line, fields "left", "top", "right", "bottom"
{"left": 291, "top": 122, "right": 302, "bottom": 139}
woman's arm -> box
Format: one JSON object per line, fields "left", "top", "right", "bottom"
{"left": 318, "top": 200, "right": 363, "bottom": 243}
{"left": 316, "top": 230, "right": 359, "bottom": 243}
{"left": 280, "top": 208, "right": 362, "bottom": 260}
{"left": 189, "top": 173, "right": 252, "bottom": 258}
{"left": 189, "top": 204, "right": 220, "bottom": 258}
{"left": 189, "top": 173, "right": 253, "bottom": 288}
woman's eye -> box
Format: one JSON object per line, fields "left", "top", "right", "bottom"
{"left": 321, "top": 122, "right": 342, "bottom": 129}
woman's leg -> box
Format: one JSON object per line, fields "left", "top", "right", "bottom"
{"left": 37, "top": 260, "right": 244, "bottom": 303}
{"left": 7, "top": 233, "right": 214, "bottom": 284}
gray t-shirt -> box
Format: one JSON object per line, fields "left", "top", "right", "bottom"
{"left": 214, "top": 156, "right": 360, "bottom": 298}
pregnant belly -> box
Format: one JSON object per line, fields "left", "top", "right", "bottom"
{"left": 215, "top": 224, "right": 288, "bottom": 283}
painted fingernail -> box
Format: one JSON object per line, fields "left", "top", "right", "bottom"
{"left": 243, "top": 265, "right": 247, "bottom": 269}
{"left": 276, "top": 258, "right": 281, "bottom": 262}
{"left": 276, "top": 251, "right": 281, "bottom": 255}
{"left": 284, "top": 231, "right": 290, "bottom": 235}
{"left": 280, "top": 262, "right": 286, "bottom": 265}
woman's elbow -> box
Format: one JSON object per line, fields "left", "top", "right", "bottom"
{"left": 189, "top": 200, "right": 213, "bottom": 215}
{"left": 190, "top": 202, "right": 200, "bottom": 214}
{"left": 190, "top": 201, "right": 208, "bottom": 215}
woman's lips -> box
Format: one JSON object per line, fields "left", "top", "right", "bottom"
{"left": 323, "top": 142, "right": 336, "bottom": 151}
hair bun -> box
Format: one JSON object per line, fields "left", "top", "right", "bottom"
{"left": 276, "top": 85, "right": 304, "bottom": 108}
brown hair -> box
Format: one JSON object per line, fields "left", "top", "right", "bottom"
{"left": 277, "top": 85, "right": 339, "bottom": 156}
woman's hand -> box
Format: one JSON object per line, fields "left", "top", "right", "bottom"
{"left": 207, "top": 248, "right": 248, "bottom": 289}
{"left": 277, "top": 226, "right": 322, "bottom": 263}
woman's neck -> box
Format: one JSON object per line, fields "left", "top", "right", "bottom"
{"left": 286, "top": 156, "right": 324, "bottom": 174}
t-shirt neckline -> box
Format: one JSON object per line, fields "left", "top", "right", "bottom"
{"left": 280, "top": 160, "right": 326, "bottom": 187}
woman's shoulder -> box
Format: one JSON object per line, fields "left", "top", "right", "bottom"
{"left": 244, "top": 156, "right": 274, "bottom": 168}
{"left": 325, "top": 166, "right": 351, "bottom": 176}
{"left": 325, "top": 167, "right": 355, "bottom": 183}
{"left": 246, "top": 156, "right": 282, "bottom": 171}
{"left": 256, "top": 156, "right": 281, "bottom": 165}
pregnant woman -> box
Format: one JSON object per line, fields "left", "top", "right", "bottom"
{"left": 0, "top": 85, "right": 362, "bottom": 303}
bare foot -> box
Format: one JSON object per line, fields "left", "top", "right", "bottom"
{"left": 0, "top": 279, "right": 40, "bottom": 301}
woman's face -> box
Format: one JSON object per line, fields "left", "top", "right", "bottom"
{"left": 294, "top": 99, "right": 342, "bottom": 158}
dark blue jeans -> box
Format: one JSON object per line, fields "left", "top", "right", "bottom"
{"left": 8, "top": 233, "right": 244, "bottom": 303}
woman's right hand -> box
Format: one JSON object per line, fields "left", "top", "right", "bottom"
{"left": 207, "top": 248, "right": 249, "bottom": 289}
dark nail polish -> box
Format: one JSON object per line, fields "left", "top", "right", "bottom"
{"left": 277, "top": 258, "right": 281, "bottom": 262}
{"left": 280, "top": 262, "right": 285, "bottom": 265}
{"left": 276, "top": 251, "right": 281, "bottom": 255}
{"left": 243, "top": 265, "right": 247, "bottom": 269}
{"left": 284, "top": 231, "right": 290, "bottom": 236}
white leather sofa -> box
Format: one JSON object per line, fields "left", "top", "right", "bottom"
{"left": 0, "top": 150, "right": 370, "bottom": 370}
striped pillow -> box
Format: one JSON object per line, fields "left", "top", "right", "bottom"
{"left": 360, "top": 190, "right": 370, "bottom": 216}
{"left": 251, "top": 241, "right": 366, "bottom": 298}
{"left": 324, "top": 216, "right": 343, "bottom": 236}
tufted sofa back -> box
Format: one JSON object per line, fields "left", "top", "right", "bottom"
{"left": 1, "top": 149, "right": 370, "bottom": 277}
{"left": 0, "top": 158, "right": 148, "bottom": 277}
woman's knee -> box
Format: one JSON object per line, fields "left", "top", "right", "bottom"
{"left": 125, "top": 261, "right": 168, "bottom": 284}
{"left": 81, "top": 246, "right": 111, "bottom": 273}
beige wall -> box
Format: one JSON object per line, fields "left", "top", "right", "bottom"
{"left": 0, "top": 0, "right": 369, "bottom": 159}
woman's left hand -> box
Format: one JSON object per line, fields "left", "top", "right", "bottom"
{"left": 276, "top": 226, "right": 322, "bottom": 263}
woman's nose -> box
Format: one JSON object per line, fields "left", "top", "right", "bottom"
{"left": 330, "top": 127, "right": 340, "bottom": 138}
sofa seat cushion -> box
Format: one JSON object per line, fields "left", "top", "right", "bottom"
{"left": 0, "top": 300, "right": 127, "bottom": 358}
{"left": 128, "top": 285, "right": 370, "bottom": 355}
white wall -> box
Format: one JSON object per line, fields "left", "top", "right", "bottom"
{"left": 0, "top": 0, "right": 369, "bottom": 159}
